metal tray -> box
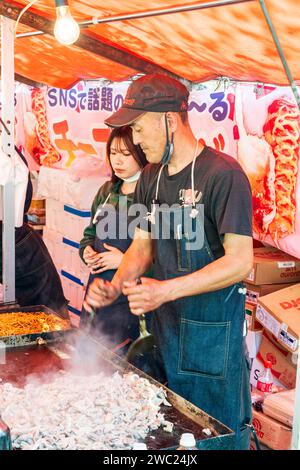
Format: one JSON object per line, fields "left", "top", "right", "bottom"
{"left": 0, "top": 334, "right": 235, "bottom": 450}
{"left": 0, "top": 305, "right": 74, "bottom": 348}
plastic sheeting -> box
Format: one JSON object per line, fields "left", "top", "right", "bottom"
{"left": 1, "top": 0, "right": 300, "bottom": 88}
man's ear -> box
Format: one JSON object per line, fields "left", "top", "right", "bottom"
{"left": 165, "top": 112, "right": 178, "bottom": 132}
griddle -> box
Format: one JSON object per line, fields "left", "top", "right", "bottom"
{"left": 0, "top": 332, "right": 235, "bottom": 450}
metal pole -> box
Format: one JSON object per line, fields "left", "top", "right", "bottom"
{"left": 16, "top": 30, "right": 46, "bottom": 38}
{"left": 259, "top": 0, "right": 300, "bottom": 110}
{"left": 16, "top": 0, "right": 254, "bottom": 38}
{"left": 68, "top": 0, "right": 255, "bottom": 25}
{"left": 258, "top": 0, "right": 300, "bottom": 451}
{"left": 1, "top": 16, "right": 16, "bottom": 303}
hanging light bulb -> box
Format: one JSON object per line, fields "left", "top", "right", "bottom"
{"left": 54, "top": 0, "right": 80, "bottom": 46}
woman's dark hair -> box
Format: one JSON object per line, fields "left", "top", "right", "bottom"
{"left": 106, "top": 126, "right": 147, "bottom": 184}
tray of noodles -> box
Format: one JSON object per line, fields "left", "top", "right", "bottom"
{"left": 0, "top": 305, "right": 73, "bottom": 348}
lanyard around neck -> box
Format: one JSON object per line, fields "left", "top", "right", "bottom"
{"left": 148, "top": 140, "right": 200, "bottom": 223}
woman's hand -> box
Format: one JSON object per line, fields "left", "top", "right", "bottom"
{"left": 83, "top": 245, "right": 99, "bottom": 265}
{"left": 90, "top": 243, "right": 123, "bottom": 274}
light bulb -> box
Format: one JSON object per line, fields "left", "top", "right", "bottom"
{"left": 54, "top": 4, "right": 80, "bottom": 45}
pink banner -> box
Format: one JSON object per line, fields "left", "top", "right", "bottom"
{"left": 12, "top": 80, "right": 300, "bottom": 259}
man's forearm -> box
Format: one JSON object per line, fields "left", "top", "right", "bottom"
{"left": 165, "top": 254, "right": 252, "bottom": 302}
{"left": 111, "top": 242, "right": 153, "bottom": 293}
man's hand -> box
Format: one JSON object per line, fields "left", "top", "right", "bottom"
{"left": 122, "top": 277, "right": 169, "bottom": 315}
{"left": 83, "top": 279, "right": 120, "bottom": 313}
{"left": 90, "top": 243, "right": 123, "bottom": 274}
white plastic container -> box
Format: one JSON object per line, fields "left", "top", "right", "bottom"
{"left": 60, "top": 271, "right": 86, "bottom": 315}
{"left": 132, "top": 443, "right": 147, "bottom": 450}
{"left": 63, "top": 205, "right": 91, "bottom": 244}
{"left": 45, "top": 198, "right": 64, "bottom": 234}
{"left": 177, "top": 433, "right": 197, "bottom": 450}
{"left": 43, "top": 226, "right": 64, "bottom": 273}
{"left": 61, "top": 238, "right": 90, "bottom": 285}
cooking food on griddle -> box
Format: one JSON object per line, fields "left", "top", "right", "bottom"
{"left": 1, "top": 371, "right": 172, "bottom": 450}
{"left": 0, "top": 312, "right": 71, "bottom": 337}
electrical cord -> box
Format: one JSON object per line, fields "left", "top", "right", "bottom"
{"left": 14, "top": 0, "right": 40, "bottom": 35}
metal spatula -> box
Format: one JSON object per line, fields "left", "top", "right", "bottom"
{"left": 74, "top": 306, "right": 96, "bottom": 359}
{"left": 82, "top": 279, "right": 110, "bottom": 334}
{"left": 84, "top": 307, "right": 96, "bottom": 335}
{"left": 126, "top": 279, "right": 155, "bottom": 362}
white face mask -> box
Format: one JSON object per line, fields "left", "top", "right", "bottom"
{"left": 121, "top": 170, "right": 142, "bottom": 183}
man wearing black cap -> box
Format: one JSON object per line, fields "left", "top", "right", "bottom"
{"left": 85, "top": 74, "right": 253, "bottom": 449}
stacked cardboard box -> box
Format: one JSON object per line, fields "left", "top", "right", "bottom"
{"left": 246, "top": 247, "right": 300, "bottom": 285}
{"left": 256, "top": 283, "right": 300, "bottom": 354}
{"left": 244, "top": 247, "right": 300, "bottom": 450}
{"left": 245, "top": 247, "right": 300, "bottom": 332}
{"left": 245, "top": 247, "right": 300, "bottom": 366}
{"left": 250, "top": 438, "right": 271, "bottom": 451}
{"left": 251, "top": 388, "right": 295, "bottom": 450}
{"left": 252, "top": 409, "right": 292, "bottom": 450}
{"left": 263, "top": 389, "right": 295, "bottom": 428}
{"left": 245, "top": 282, "right": 296, "bottom": 331}
{"left": 39, "top": 167, "right": 109, "bottom": 326}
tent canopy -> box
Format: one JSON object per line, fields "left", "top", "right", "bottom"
{"left": 0, "top": 0, "right": 299, "bottom": 88}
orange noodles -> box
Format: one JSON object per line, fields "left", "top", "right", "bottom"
{"left": 0, "top": 312, "right": 71, "bottom": 337}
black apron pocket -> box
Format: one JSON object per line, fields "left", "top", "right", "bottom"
{"left": 178, "top": 319, "right": 231, "bottom": 379}
{"left": 176, "top": 236, "right": 191, "bottom": 272}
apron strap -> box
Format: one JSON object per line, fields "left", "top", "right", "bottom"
{"left": 246, "top": 423, "right": 261, "bottom": 450}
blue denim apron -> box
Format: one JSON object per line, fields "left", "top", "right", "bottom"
{"left": 81, "top": 201, "right": 140, "bottom": 351}
{"left": 151, "top": 204, "right": 252, "bottom": 449}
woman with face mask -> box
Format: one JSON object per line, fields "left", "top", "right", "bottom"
{"left": 79, "top": 126, "right": 148, "bottom": 353}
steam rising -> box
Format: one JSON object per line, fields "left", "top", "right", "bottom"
{"left": 0, "top": 326, "right": 172, "bottom": 450}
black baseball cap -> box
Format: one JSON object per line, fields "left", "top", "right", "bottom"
{"left": 105, "top": 73, "right": 189, "bottom": 128}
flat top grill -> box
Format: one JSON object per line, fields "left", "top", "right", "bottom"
{"left": 0, "top": 337, "right": 234, "bottom": 450}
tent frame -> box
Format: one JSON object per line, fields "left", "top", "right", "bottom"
{"left": 15, "top": 0, "right": 254, "bottom": 38}
{"left": 1, "top": 16, "right": 15, "bottom": 304}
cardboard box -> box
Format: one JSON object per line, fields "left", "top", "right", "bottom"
{"left": 252, "top": 409, "right": 292, "bottom": 450}
{"left": 245, "top": 282, "right": 296, "bottom": 305}
{"left": 250, "top": 438, "right": 271, "bottom": 451}
{"left": 246, "top": 247, "right": 300, "bottom": 285}
{"left": 245, "top": 303, "right": 262, "bottom": 331}
{"left": 256, "top": 331, "right": 296, "bottom": 389}
{"left": 256, "top": 284, "right": 300, "bottom": 353}
{"left": 262, "top": 389, "right": 295, "bottom": 428}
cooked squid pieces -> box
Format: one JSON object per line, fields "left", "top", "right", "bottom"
{"left": 0, "top": 312, "right": 71, "bottom": 337}
{"left": 1, "top": 371, "right": 172, "bottom": 450}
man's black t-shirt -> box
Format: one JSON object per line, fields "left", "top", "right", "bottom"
{"left": 134, "top": 146, "right": 253, "bottom": 259}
